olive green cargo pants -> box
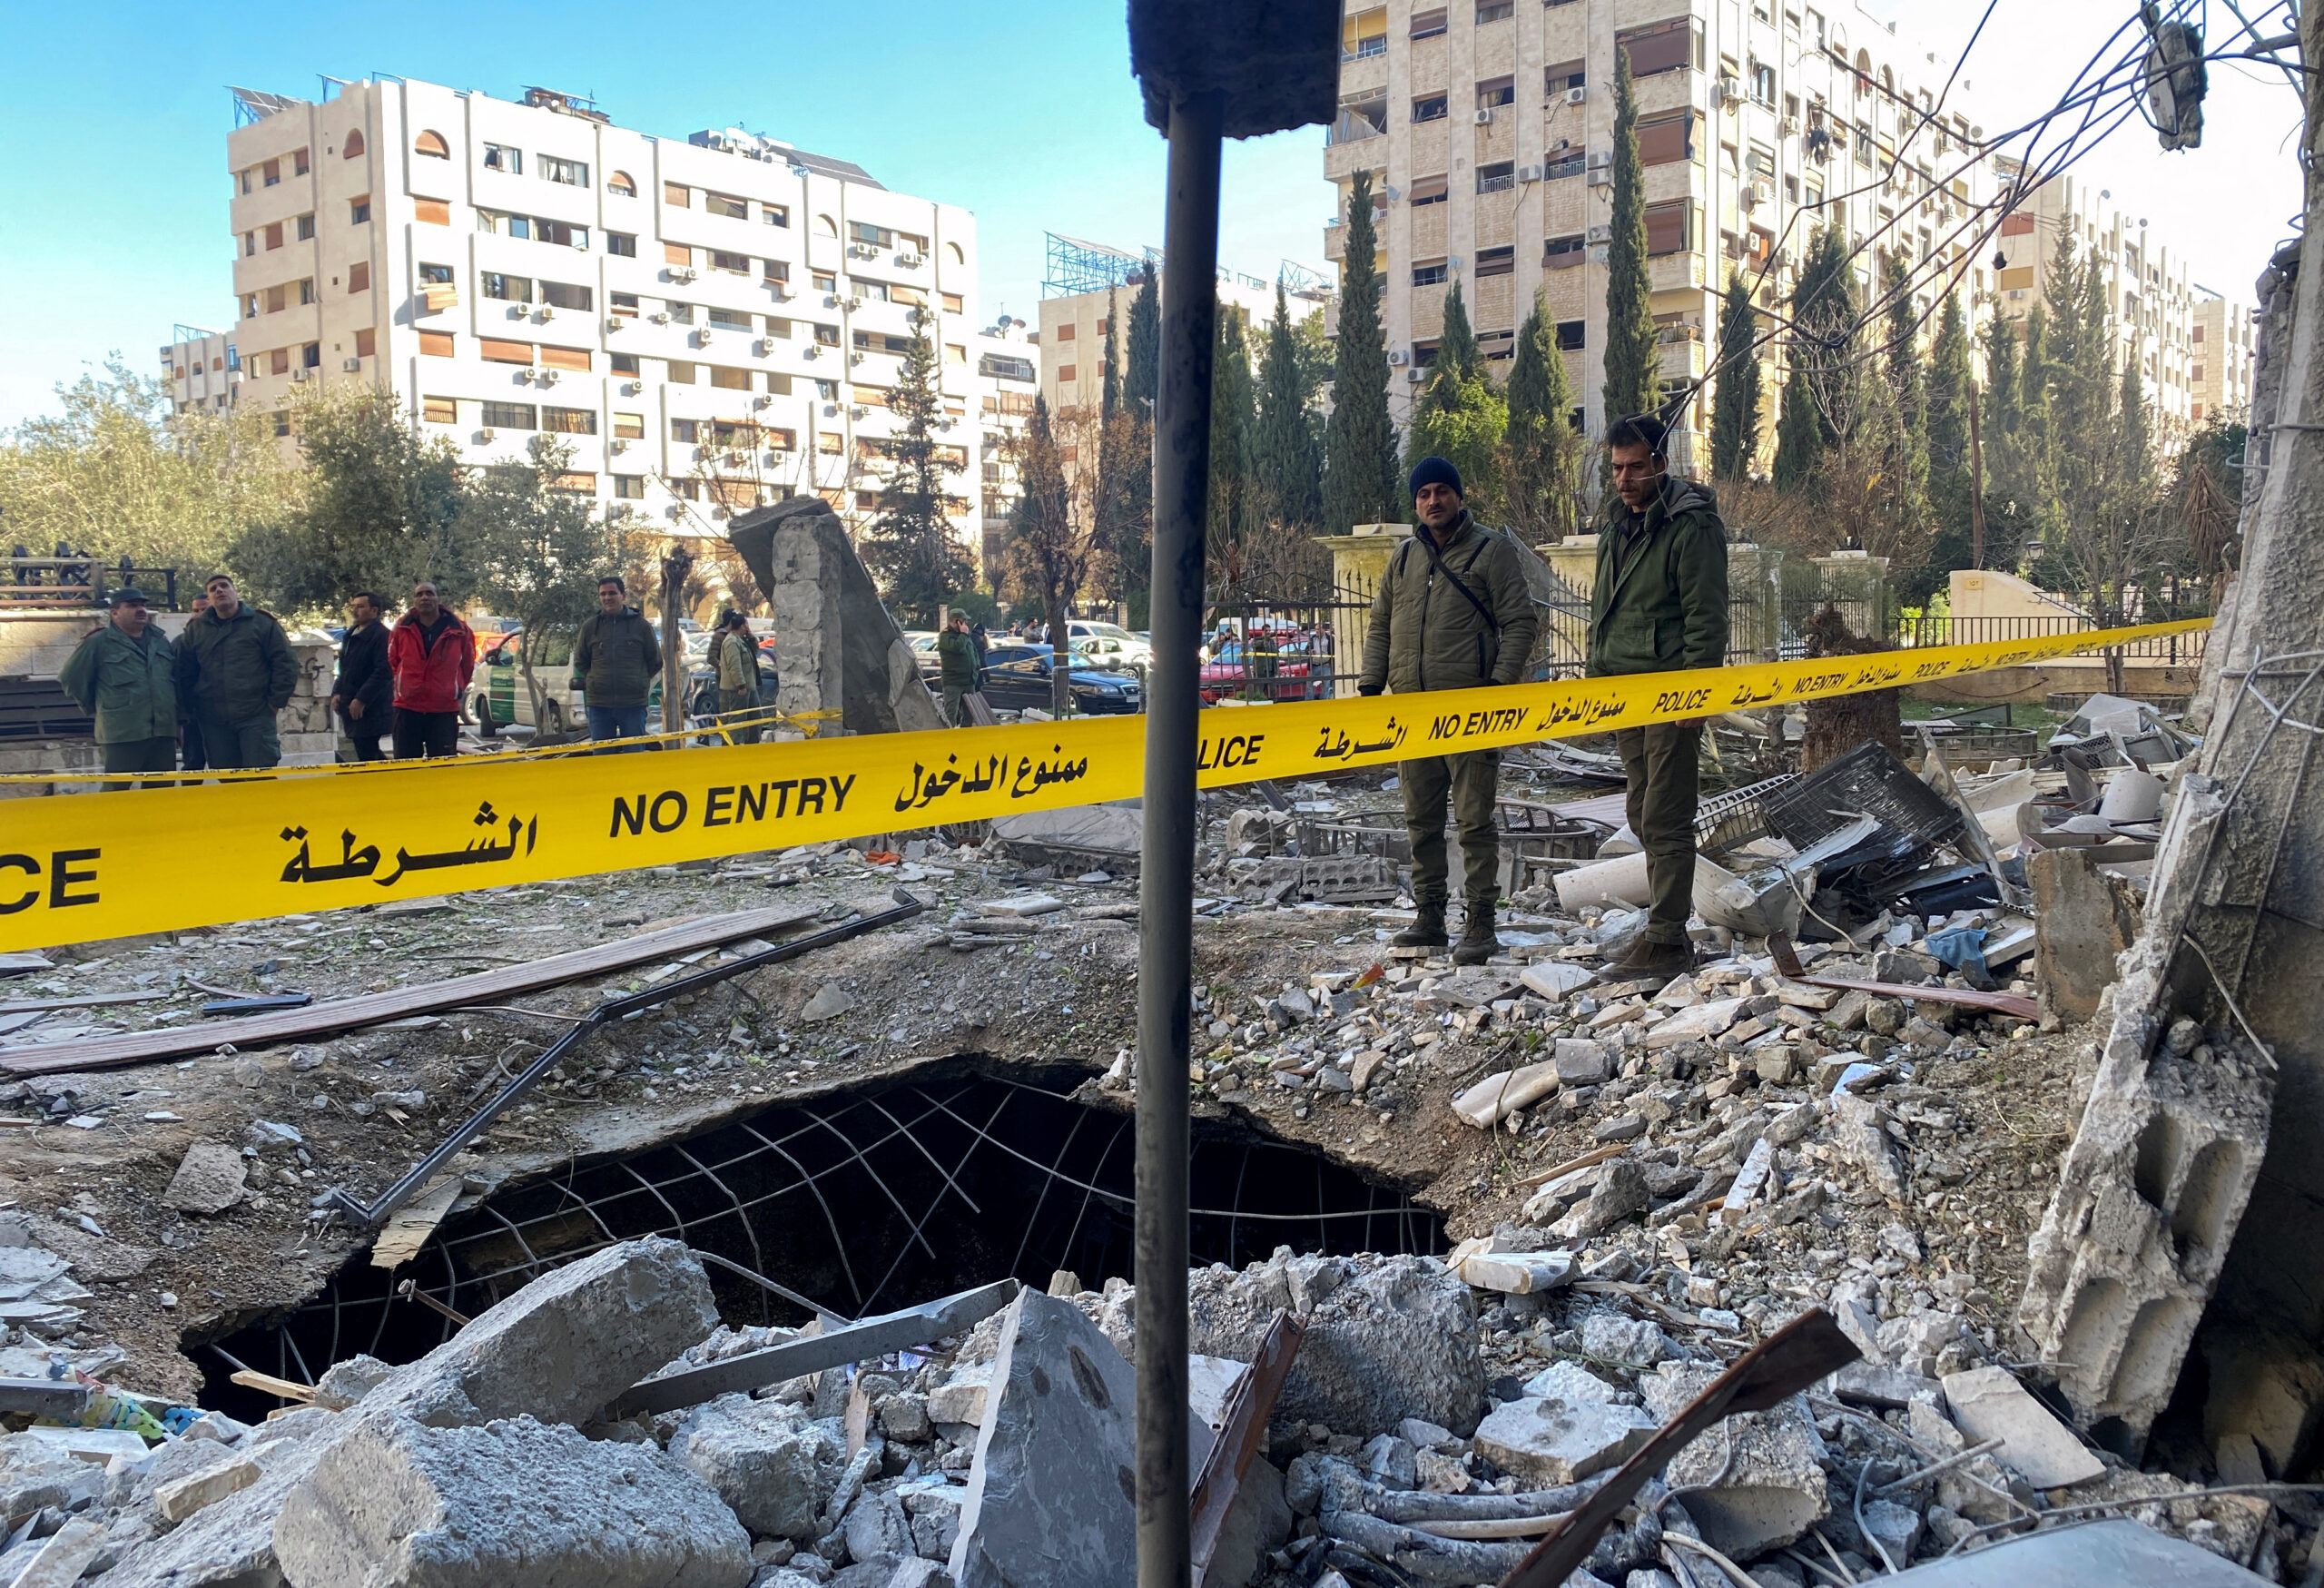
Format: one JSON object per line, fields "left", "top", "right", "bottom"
{"left": 1401, "top": 749, "right": 1500, "bottom": 910}
{"left": 1614, "top": 720, "right": 1701, "bottom": 945}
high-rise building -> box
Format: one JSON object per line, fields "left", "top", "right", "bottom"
{"left": 200, "top": 80, "right": 993, "bottom": 560}
{"left": 972, "top": 319, "right": 1041, "bottom": 569}
{"left": 159, "top": 326, "right": 239, "bottom": 417}
{"left": 2191, "top": 291, "right": 2257, "bottom": 426}
{"left": 1324, "top": 0, "right": 2001, "bottom": 471}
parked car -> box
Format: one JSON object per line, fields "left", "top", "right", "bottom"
{"left": 471, "top": 627, "right": 585, "bottom": 735}
{"left": 979, "top": 641, "right": 1143, "bottom": 715}
{"left": 1198, "top": 631, "right": 1321, "bottom": 704}
{"left": 1065, "top": 620, "right": 1151, "bottom": 675}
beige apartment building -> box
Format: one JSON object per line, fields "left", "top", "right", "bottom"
{"left": 973, "top": 318, "right": 1041, "bottom": 567}
{"left": 2191, "top": 291, "right": 2257, "bottom": 426}
{"left": 173, "top": 80, "right": 1002, "bottom": 562}
{"left": 1325, "top": 0, "right": 2001, "bottom": 469}
{"left": 1036, "top": 258, "right": 1294, "bottom": 420}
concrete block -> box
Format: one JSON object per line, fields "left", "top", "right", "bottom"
{"left": 155, "top": 1457, "right": 261, "bottom": 1523}
{"left": 902, "top": 1484, "right": 963, "bottom": 1560}
{"left": 1938, "top": 1367, "right": 2104, "bottom": 1489}
{"left": 4, "top": 1516, "right": 105, "bottom": 1588}
{"left": 1554, "top": 1039, "right": 1614, "bottom": 1086}
{"left": 1186, "top": 1251, "right": 1486, "bottom": 1439}
{"left": 1579, "top": 1312, "right": 1670, "bottom": 1366}
{"left": 669, "top": 1394, "right": 842, "bottom": 1541}
{"left": 1359, "top": 1433, "right": 1418, "bottom": 1488}
{"left": 1642, "top": 1364, "right": 1830, "bottom": 1558}
{"left": 1858, "top": 1498, "right": 1923, "bottom": 1563}
{"left": 1472, "top": 1396, "right": 1656, "bottom": 1484}
{"left": 1551, "top": 1159, "right": 1654, "bottom": 1240}
{"left": 274, "top": 1412, "right": 753, "bottom": 1587}
{"left": 842, "top": 1488, "right": 917, "bottom": 1564}
{"left": 2, "top": 1432, "right": 96, "bottom": 1527}
{"left": 1827, "top": 1362, "right": 1943, "bottom": 1411}
{"left": 1521, "top": 1362, "right": 1620, "bottom": 1404}
{"left": 2029, "top": 848, "right": 2140, "bottom": 1023}
{"left": 162, "top": 1140, "right": 247, "bottom": 1215}
{"left": 949, "top": 1289, "right": 1137, "bottom": 1588}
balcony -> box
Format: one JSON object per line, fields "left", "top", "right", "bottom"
{"left": 1649, "top": 252, "right": 1706, "bottom": 294}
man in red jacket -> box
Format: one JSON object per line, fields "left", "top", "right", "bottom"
{"left": 387, "top": 581, "right": 474, "bottom": 759}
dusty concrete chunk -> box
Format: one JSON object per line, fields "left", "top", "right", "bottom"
{"left": 1857, "top": 1497, "right": 1923, "bottom": 1563}
{"left": 1827, "top": 1362, "right": 1942, "bottom": 1410}
{"left": 155, "top": 1457, "right": 261, "bottom": 1523}
{"left": 274, "top": 1413, "right": 751, "bottom": 1588}
{"left": 1521, "top": 1362, "right": 1619, "bottom": 1404}
{"left": 1642, "top": 1364, "right": 1829, "bottom": 1558}
{"left": 1553, "top": 1040, "right": 1613, "bottom": 1086}
{"left": 1938, "top": 1366, "right": 2104, "bottom": 1489}
{"left": 950, "top": 1289, "right": 1137, "bottom": 1588}
{"left": 801, "top": 983, "right": 854, "bottom": 1022}
{"left": 1521, "top": 962, "right": 1593, "bottom": 1001}
{"left": 668, "top": 1394, "right": 841, "bottom": 1540}
{"left": 902, "top": 1484, "right": 963, "bottom": 1560}
{"left": 1552, "top": 1160, "right": 1653, "bottom": 1239}
{"left": 1206, "top": 1455, "right": 1291, "bottom": 1588}
{"left": 1, "top": 1432, "right": 98, "bottom": 1527}
{"left": 2029, "top": 848, "right": 2140, "bottom": 1023}
{"left": 1579, "top": 1312, "right": 1669, "bottom": 1366}
{"left": 163, "top": 1141, "right": 247, "bottom": 1215}
{"left": 1472, "top": 1396, "right": 1655, "bottom": 1485}
{"left": 1830, "top": 1093, "right": 1905, "bottom": 1201}
{"left": 101, "top": 1415, "right": 349, "bottom": 1588}
{"left": 1452, "top": 1060, "right": 1561, "bottom": 1128}
{"left": 5, "top": 1516, "right": 105, "bottom": 1588}
{"left": 842, "top": 1488, "right": 917, "bottom": 1563}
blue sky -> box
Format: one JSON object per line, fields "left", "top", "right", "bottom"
{"left": 0, "top": 0, "right": 1328, "bottom": 428}
{"left": 0, "top": 3, "right": 2302, "bottom": 430}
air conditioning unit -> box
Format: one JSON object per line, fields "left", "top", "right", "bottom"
{"left": 538, "top": 305, "right": 556, "bottom": 321}
{"left": 1473, "top": 107, "right": 1495, "bottom": 125}
{"left": 537, "top": 368, "right": 561, "bottom": 385}
{"left": 290, "top": 367, "right": 309, "bottom": 382}
{"left": 1746, "top": 180, "right": 1772, "bottom": 207}
{"left": 341, "top": 356, "right": 362, "bottom": 371}
{"left": 612, "top": 438, "right": 629, "bottom": 452}
{"left": 1718, "top": 77, "right": 1742, "bottom": 105}
{"left": 606, "top": 317, "right": 625, "bottom": 333}
{"left": 1404, "top": 368, "right": 1425, "bottom": 382}
{"left": 623, "top": 380, "right": 642, "bottom": 395}
{"left": 756, "top": 337, "right": 779, "bottom": 356}
{"left": 649, "top": 311, "right": 671, "bottom": 324}
{"left": 1586, "top": 222, "right": 1611, "bottom": 243}
{"left": 1517, "top": 163, "right": 1543, "bottom": 182}
{"left": 1587, "top": 149, "right": 1612, "bottom": 168}
{"left": 802, "top": 343, "right": 820, "bottom": 359}
{"left": 823, "top": 402, "right": 839, "bottom": 417}
{"left": 825, "top": 293, "right": 844, "bottom": 308}
{"left": 478, "top": 428, "right": 497, "bottom": 442}
{"left": 846, "top": 295, "right": 865, "bottom": 311}
{"left": 897, "top": 253, "right": 921, "bottom": 268}
{"left": 771, "top": 284, "right": 793, "bottom": 300}
{"left": 508, "top": 304, "right": 527, "bottom": 319}
{"left": 1388, "top": 349, "right": 1408, "bottom": 365}
{"left": 670, "top": 266, "right": 698, "bottom": 282}
{"left": 753, "top": 392, "right": 772, "bottom": 408}
{"left": 1588, "top": 166, "right": 1611, "bottom": 187}
{"left": 1780, "top": 116, "right": 1800, "bottom": 136}
{"left": 850, "top": 405, "right": 868, "bottom": 418}
{"left": 1564, "top": 86, "right": 1588, "bottom": 105}
{"left": 694, "top": 328, "right": 714, "bottom": 346}
{"left": 850, "top": 351, "right": 865, "bottom": 365}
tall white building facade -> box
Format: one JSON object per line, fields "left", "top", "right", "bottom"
{"left": 202, "top": 80, "right": 992, "bottom": 559}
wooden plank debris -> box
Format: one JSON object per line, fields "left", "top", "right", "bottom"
{"left": 0, "top": 904, "right": 822, "bottom": 1078}
{"left": 1802, "top": 976, "right": 2039, "bottom": 1021}
{"left": 1191, "top": 1310, "right": 1306, "bottom": 1587}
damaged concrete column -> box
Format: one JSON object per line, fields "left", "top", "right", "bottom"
{"left": 2019, "top": 15, "right": 2324, "bottom": 1465}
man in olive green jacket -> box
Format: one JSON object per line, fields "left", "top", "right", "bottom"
{"left": 58, "top": 588, "right": 178, "bottom": 789}
{"left": 1360, "top": 456, "right": 1541, "bottom": 964}
{"left": 173, "top": 574, "right": 299, "bottom": 772}
{"left": 571, "top": 576, "right": 664, "bottom": 754}
{"left": 935, "top": 611, "right": 979, "bottom": 727}
{"left": 1588, "top": 413, "right": 1730, "bottom": 981}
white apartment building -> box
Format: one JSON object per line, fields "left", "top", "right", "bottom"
{"left": 200, "top": 80, "right": 993, "bottom": 561}
{"left": 2190, "top": 291, "right": 2255, "bottom": 426}
{"left": 1990, "top": 163, "right": 2219, "bottom": 448}
{"left": 972, "top": 318, "right": 1040, "bottom": 567}
{"left": 1325, "top": 0, "right": 2002, "bottom": 469}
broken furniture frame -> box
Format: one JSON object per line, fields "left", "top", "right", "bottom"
{"left": 1189, "top": 1309, "right": 1306, "bottom": 1586}
{"left": 324, "top": 890, "right": 933, "bottom": 1231}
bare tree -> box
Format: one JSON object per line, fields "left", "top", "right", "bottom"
{"left": 1000, "top": 398, "right": 1104, "bottom": 717}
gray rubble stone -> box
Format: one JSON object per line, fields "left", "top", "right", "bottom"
{"left": 1580, "top": 1312, "right": 1670, "bottom": 1366}
{"left": 2, "top": 1432, "right": 97, "bottom": 1529}
{"left": 902, "top": 1486, "right": 961, "bottom": 1561}
{"left": 84, "top": 1409, "right": 342, "bottom": 1588}
{"left": 1521, "top": 1362, "right": 1620, "bottom": 1404}
{"left": 1553, "top": 1160, "right": 1654, "bottom": 1240}
{"left": 1641, "top": 1364, "right": 1829, "bottom": 1559}
{"left": 1205, "top": 1455, "right": 1291, "bottom": 1588}
{"left": 162, "top": 1141, "right": 247, "bottom": 1215}
{"left": 312, "top": 1354, "right": 395, "bottom": 1409}
{"left": 879, "top": 1393, "right": 932, "bottom": 1445}
{"left": 949, "top": 1289, "right": 1137, "bottom": 1588}
{"left": 1857, "top": 1498, "right": 1923, "bottom": 1563}
{"left": 669, "top": 1395, "right": 841, "bottom": 1540}
{"left": 1554, "top": 1040, "right": 1613, "bottom": 1086}
{"left": 1939, "top": 1366, "right": 2105, "bottom": 1490}
{"left": 842, "top": 1490, "right": 917, "bottom": 1565}
{"left": 273, "top": 1412, "right": 751, "bottom": 1588}
{"left": 1472, "top": 1396, "right": 1656, "bottom": 1485}
{"left": 1360, "top": 1434, "right": 1418, "bottom": 1488}
{"left": 1399, "top": 1417, "right": 1456, "bottom": 1451}
{"left": 1830, "top": 1094, "right": 1905, "bottom": 1201}
{"left": 1827, "top": 1362, "right": 1943, "bottom": 1410}
{"left": 1187, "top": 1251, "right": 1485, "bottom": 1439}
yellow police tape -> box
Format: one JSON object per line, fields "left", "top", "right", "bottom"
{"left": 0, "top": 618, "right": 2205, "bottom": 952}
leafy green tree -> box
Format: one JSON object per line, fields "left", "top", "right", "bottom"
{"left": 1502, "top": 290, "right": 1579, "bottom": 540}
{"left": 1254, "top": 283, "right": 1322, "bottom": 536}
{"left": 1206, "top": 304, "right": 1263, "bottom": 590}
{"left": 1093, "top": 291, "right": 1147, "bottom": 603}
{"left": 1600, "top": 44, "right": 1659, "bottom": 428}
{"left": 1975, "top": 305, "right": 2035, "bottom": 574}
{"left": 2176, "top": 415, "right": 2246, "bottom": 580}
{"left": 1770, "top": 226, "right": 1858, "bottom": 492}
{"left": 1002, "top": 397, "right": 1096, "bottom": 716}
{"left": 1323, "top": 168, "right": 1402, "bottom": 534}
{"left": 1709, "top": 271, "right": 1762, "bottom": 480}
{"left": 0, "top": 358, "right": 298, "bottom": 587}
{"left": 859, "top": 308, "right": 970, "bottom": 627}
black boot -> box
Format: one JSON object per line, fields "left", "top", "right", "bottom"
{"left": 1393, "top": 902, "right": 1449, "bottom": 949}
{"left": 1452, "top": 901, "right": 1498, "bottom": 965}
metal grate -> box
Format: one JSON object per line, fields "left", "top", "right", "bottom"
{"left": 1759, "top": 740, "right": 1963, "bottom": 851}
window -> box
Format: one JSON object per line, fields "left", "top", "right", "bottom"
{"left": 763, "top": 203, "right": 791, "bottom": 227}
{"left": 763, "top": 259, "right": 792, "bottom": 283}
{"left": 1413, "top": 94, "right": 1448, "bottom": 123}
{"left": 273, "top": 409, "right": 290, "bottom": 438}
{"left": 482, "top": 401, "right": 537, "bottom": 429}
{"left": 1412, "top": 341, "right": 1439, "bottom": 369}
{"left": 419, "top": 262, "right": 454, "bottom": 284}
{"left": 711, "top": 250, "right": 749, "bottom": 274}
{"left": 710, "top": 366, "right": 751, "bottom": 390}
{"left": 813, "top": 322, "right": 840, "bottom": 346}
{"left": 265, "top": 222, "right": 283, "bottom": 250}
{"left": 541, "top": 281, "right": 592, "bottom": 311}
{"left": 614, "top": 475, "right": 645, "bottom": 499}
{"left": 665, "top": 182, "right": 691, "bottom": 206}
{"left": 1058, "top": 363, "right": 1078, "bottom": 382}
{"left": 707, "top": 307, "right": 753, "bottom": 330}
{"left": 243, "top": 232, "right": 256, "bottom": 256}
{"left": 350, "top": 195, "right": 371, "bottom": 224}
{"left": 1639, "top": 110, "right": 1697, "bottom": 165}
{"left": 764, "top": 428, "right": 797, "bottom": 451}
{"left": 1545, "top": 233, "right": 1584, "bottom": 268}
{"left": 540, "top": 155, "right": 587, "bottom": 187}
{"left": 479, "top": 339, "right": 533, "bottom": 365}
{"left": 348, "top": 262, "right": 369, "bottom": 292}
{"left": 2192, "top": 324, "right": 2206, "bottom": 343}
{"left": 667, "top": 301, "right": 695, "bottom": 323}
{"left": 1547, "top": 60, "right": 1586, "bottom": 93}
{"left": 1476, "top": 0, "right": 1512, "bottom": 20}
{"left": 1055, "top": 322, "right": 1077, "bottom": 341}
{"left": 770, "top": 374, "right": 793, "bottom": 395}
{"left": 1746, "top": 143, "right": 1775, "bottom": 178}
{"left": 483, "top": 143, "right": 522, "bottom": 174}
{"left": 817, "top": 431, "right": 844, "bottom": 455}
{"left": 606, "top": 232, "right": 636, "bottom": 257}
{"left": 1477, "top": 77, "right": 1515, "bottom": 109}
{"left": 608, "top": 352, "right": 640, "bottom": 376}
{"left": 1333, "top": 96, "right": 1388, "bottom": 143}
{"left": 2191, "top": 364, "right": 2206, "bottom": 382}
{"left": 242, "top": 293, "right": 258, "bottom": 318}
{"left": 415, "top": 130, "right": 450, "bottom": 159}
{"left": 1476, "top": 161, "right": 1515, "bottom": 193}
{"left": 294, "top": 147, "right": 310, "bottom": 174}
{"left": 672, "top": 478, "right": 701, "bottom": 499}
{"left": 422, "top": 396, "right": 458, "bottom": 424}
{"left": 543, "top": 406, "right": 596, "bottom": 434}
{"left": 1412, "top": 259, "right": 1449, "bottom": 287}
{"left": 850, "top": 221, "right": 893, "bottom": 249}
{"left": 1410, "top": 6, "right": 1448, "bottom": 37}
{"left": 1546, "top": 149, "right": 1585, "bottom": 179}
{"left": 419, "top": 330, "right": 455, "bottom": 357}
{"left": 671, "top": 419, "right": 701, "bottom": 444}
{"left": 483, "top": 272, "right": 534, "bottom": 302}
{"left": 1556, "top": 320, "right": 1585, "bottom": 350}
{"left": 707, "top": 192, "right": 748, "bottom": 220}
{"left": 765, "top": 317, "right": 793, "bottom": 339}
{"left": 541, "top": 346, "right": 591, "bottom": 371}
{"left": 265, "top": 285, "right": 286, "bottom": 313}
{"left": 1615, "top": 19, "right": 1699, "bottom": 77}
{"left": 344, "top": 130, "right": 366, "bottom": 159}
{"left": 269, "top": 348, "right": 290, "bottom": 375}
{"left": 415, "top": 199, "right": 450, "bottom": 226}
{"left": 536, "top": 218, "right": 588, "bottom": 248}
{"left": 297, "top": 213, "right": 315, "bottom": 241}
{"left": 302, "top": 341, "right": 321, "bottom": 370}
{"left": 665, "top": 242, "right": 693, "bottom": 267}
{"left": 262, "top": 158, "right": 281, "bottom": 187}
{"left": 614, "top": 411, "right": 645, "bottom": 439}
{"left": 1752, "top": 64, "right": 1777, "bottom": 104}
{"left": 611, "top": 291, "right": 639, "bottom": 319}
{"left": 941, "top": 291, "right": 963, "bottom": 314}
{"left": 1645, "top": 199, "right": 1694, "bottom": 256}
{"left": 350, "top": 328, "right": 374, "bottom": 359}
{"left": 607, "top": 170, "right": 636, "bottom": 197}
{"left": 1475, "top": 245, "right": 1514, "bottom": 278}
{"left": 812, "top": 269, "right": 837, "bottom": 292}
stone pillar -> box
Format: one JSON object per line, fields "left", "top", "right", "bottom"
{"left": 1318, "top": 525, "right": 1410, "bottom": 698}
{"left": 1811, "top": 549, "right": 1892, "bottom": 644}
{"left": 1725, "top": 543, "right": 1786, "bottom": 664}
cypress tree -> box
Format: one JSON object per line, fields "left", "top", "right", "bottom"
{"left": 1772, "top": 362, "right": 1820, "bottom": 489}
{"left": 1125, "top": 267, "right": 1160, "bottom": 411}
{"left": 1794, "top": 224, "right": 1856, "bottom": 450}
{"left": 1503, "top": 289, "right": 1578, "bottom": 539}
{"left": 1101, "top": 284, "right": 1122, "bottom": 423}
{"left": 1922, "top": 288, "right": 1975, "bottom": 582}
{"left": 1709, "top": 270, "right": 1761, "bottom": 480}
{"left": 858, "top": 307, "right": 969, "bottom": 626}
{"left": 1207, "top": 304, "right": 1257, "bottom": 582}
{"left": 1600, "top": 44, "right": 1658, "bottom": 427}
{"left": 1436, "top": 279, "right": 1480, "bottom": 382}
{"left": 1881, "top": 251, "right": 1929, "bottom": 567}
{"left": 1255, "top": 283, "right": 1321, "bottom": 533}
{"left": 1322, "top": 167, "right": 1401, "bottom": 533}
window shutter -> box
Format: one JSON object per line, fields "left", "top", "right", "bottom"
{"left": 419, "top": 330, "right": 455, "bottom": 357}
{"left": 540, "top": 345, "right": 591, "bottom": 371}
{"left": 478, "top": 339, "right": 534, "bottom": 364}
{"left": 414, "top": 199, "right": 451, "bottom": 226}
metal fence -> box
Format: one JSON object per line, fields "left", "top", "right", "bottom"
{"left": 3, "top": 557, "right": 181, "bottom": 610}
{"left": 1897, "top": 612, "right": 2210, "bottom": 665}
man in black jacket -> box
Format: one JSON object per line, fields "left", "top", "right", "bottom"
{"left": 330, "top": 591, "right": 393, "bottom": 762}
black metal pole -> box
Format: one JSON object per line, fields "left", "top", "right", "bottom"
{"left": 1136, "top": 89, "right": 1223, "bottom": 1588}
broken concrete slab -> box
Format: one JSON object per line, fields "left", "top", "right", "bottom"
{"left": 154, "top": 1456, "right": 261, "bottom": 1523}
{"left": 1471, "top": 1395, "right": 1656, "bottom": 1485}
{"left": 1644, "top": 997, "right": 1748, "bottom": 1050}
{"left": 1861, "top": 1516, "right": 2268, "bottom": 1584}
{"left": 162, "top": 1140, "right": 246, "bottom": 1216}
{"left": 1521, "top": 1361, "right": 1620, "bottom": 1404}
{"left": 1830, "top": 1092, "right": 1905, "bottom": 1202}
{"left": 1827, "top": 1362, "right": 1943, "bottom": 1411}
{"left": 1553, "top": 1039, "right": 1613, "bottom": 1087}
{"left": 1938, "top": 1366, "right": 2104, "bottom": 1489}
{"left": 1452, "top": 1060, "right": 1560, "bottom": 1129}
{"left": 950, "top": 1288, "right": 1137, "bottom": 1588}
{"left": 98, "top": 1409, "right": 350, "bottom": 1588}
{"left": 801, "top": 983, "right": 854, "bottom": 1022}
{"left": 1205, "top": 1452, "right": 1291, "bottom": 1588}
{"left": 2028, "top": 847, "right": 2141, "bottom": 1023}
{"left": 273, "top": 1412, "right": 753, "bottom": 1588}
{"left": 2, "top": 1431, "right": 98, "bottom": 1528}
{"left": 1642, "top": 1363, "right": 1830, "bottom": 1558}
{"left": 5, "top": 1516, "right": 105, "bottom": 1588}
{"left": 1551, "top": 1159, "right": 1653, "bottom": 1240}
{"left": 668, "top": 1394, "right": 842, "bottom": 1540}
{"left": 1520, "top": 962, "right": 1594, "bottom": 1001}
{"left": 1578, "top": 1312, "right": 1669, "bottom": 1366}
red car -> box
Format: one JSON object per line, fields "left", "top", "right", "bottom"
{"left": 1199, "top": 631, "right": 1322, "bottom": 704}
